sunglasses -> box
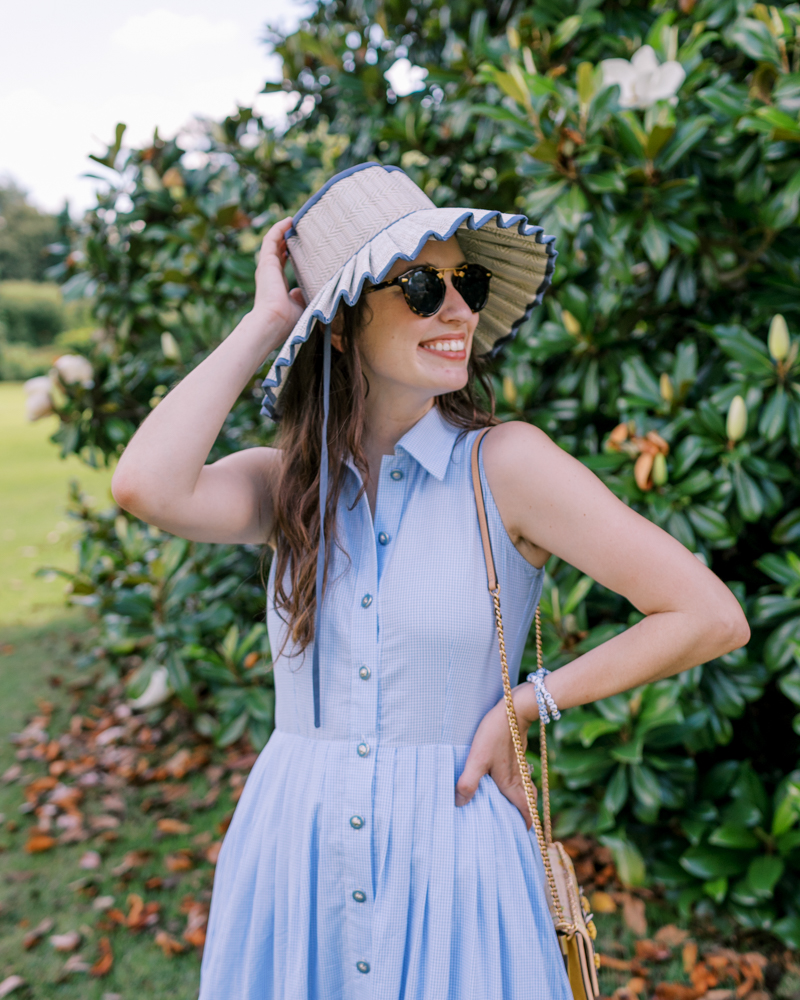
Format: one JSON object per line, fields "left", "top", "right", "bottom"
{"left": 366, "top": 262, "right": 492, "bottom": 317}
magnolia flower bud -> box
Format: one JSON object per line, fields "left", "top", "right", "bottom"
{"left": 768, "top": 314, "right": 790, "bottom": 362}
{"left": 502, "top": 375, "right": 518, "bottom": 408}
{"left": 161, "top": 332, "right": 181, "bottom": 362}
{"left": 562, "top": 310, "right": 581, "bottom": 336}
{"left": 652, "top": 452, "right": 668, "bottom": 486}
{"left": 726, "top": 395, "right": 747, "bottom": 443}
{"left": 659, "top": 372, "right": 673, "bottom": 403}
{"left": 129, "top": 666, "right": 172, "bottom": 710}
{"left": 24, "top": 376, "right": 55, "bottom": 421}
{"left": 634, "top": 451, "right": 654, "bottom": 491}
{"left": 53, "top": 354, "right": 93, "bottom": 387}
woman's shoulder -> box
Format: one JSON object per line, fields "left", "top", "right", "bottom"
{"left": 480, "top": 420, "right": 554, "bottom": 467}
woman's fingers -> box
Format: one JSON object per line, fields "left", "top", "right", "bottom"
{"left": 289, "top": 287, "right": 306, "bottom": 308}
{"left": 455, "top": 754, "right": 488, "bottom": 807}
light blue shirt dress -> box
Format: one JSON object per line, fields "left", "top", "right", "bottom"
{"left": 199, "top": 406, "right": 573, "bottom": 1000}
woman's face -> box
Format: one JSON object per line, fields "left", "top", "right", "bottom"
{"left": 335, "top": 236, "right": 480, "bottom": 403}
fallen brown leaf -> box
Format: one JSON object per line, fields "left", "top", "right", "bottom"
{"left": 25, "top": 833, "right": 56, "bottom": 853}
{"left": 0, "top": 975, "right": 25, "bottom": 998}
{"left": 90, "top": 936, "right": 113, "bottom": 977}
{"left": 157, "top": 818, "right": 191, "bottom": 835}
{"left": 690, "top": 962, "right": 718, "bottom": 993}
{"left": 80, "top": 850, "right": 102, "bottom": 870}
{"left": 590, "top": 890, "right": 616, "bottom": 913}
{"left": 165, "top": 851, "right": 193, "bottom": 872}
{"left": 621, "top": 893, "right": 647, "bottom": 937}
{"left": 626, "top": 977, "right": 648, "bottom": 995}
{"left": 61, "top": 953, "right": 90, "bottom": 975}
{"left": 89, "top": 814, "right": 120, "bottom": 831}
{"left": 205, "top": 841, "right": 222, "bottom": 865}
{"left": 126, "top": 893, "right": 160, "bottom": 930}
{"left": 50, "top": 931, "right": 81, "bottom": 952}
{"left": 635, "top": 939, "right": 671, "bottom": 963}
{"left": 600, "top": 955, "right": 633, "bottom": 972}
{"left": 22, "top": 917, "right": 54, "bottom": 949}
{"left": 682, "top": 941, "right": 698, "bottom": 974}
{"left": 1, "top": 765, "right": 22, "bottom": 784}
{"left": 653, "top": 985, "right": 703, "bottom": 1000}
{"left": 655, "top": 925, "right": 690, "bottom": 948}
{"left": 155, "top": 930, "right": 186, "bottom": 957}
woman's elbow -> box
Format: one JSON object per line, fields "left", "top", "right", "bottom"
{"left": 716, "top": 603, "right": 751, "bottom": 655}
{"left": 111, "top": 466, "right": 145, "bottom": 516}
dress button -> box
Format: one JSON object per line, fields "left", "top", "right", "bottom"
{"left": 359, "top": 666, "right": 371, "bottom": 680}
{"left": 378, "top": 531, "right": 390, "bottom": 545}
{"left": 361, "top": 593, "right": 373, "bottom": 608}
{"left": 352, "top": 890, "right": 366, "bottom": 903}
{"left": 349, "top": 815, "right": 364, "bottom": 829}
{"left": 356, "top": 961, "right": 370, "bottom": 974}
{"left": 357, "top": 742, "right": 369, "bottom": 757}
{"left": 390, "top": 469, "right": 403, "bottom": 481}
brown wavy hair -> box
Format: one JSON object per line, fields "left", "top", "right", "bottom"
{"left": 271, "top": 295, "right": 496, "bottom": 654}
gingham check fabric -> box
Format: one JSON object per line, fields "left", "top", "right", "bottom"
{"left": 199, "top": 408, "right": 573, "bottom": 1000}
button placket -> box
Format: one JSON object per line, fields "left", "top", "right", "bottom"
{"left": 343, "top": 489, "right": 377, "bottom": 990}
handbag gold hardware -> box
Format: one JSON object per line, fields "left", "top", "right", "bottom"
{"left": 471, "top": 428, "right": 600, "bottom": 1000}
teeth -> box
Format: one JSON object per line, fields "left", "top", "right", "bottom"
{"left": 422, "top": 339, "right": 465, "bottom": 352}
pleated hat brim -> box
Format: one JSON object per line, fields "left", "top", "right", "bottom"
{"left": 261, "top": 204, "right": 557, "bottom": 420}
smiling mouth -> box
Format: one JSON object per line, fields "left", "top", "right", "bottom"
{"left": 419, "top": 336, "right": 467, "bottom": 357}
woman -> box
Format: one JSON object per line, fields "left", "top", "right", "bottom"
{"left": 112, "top": 163, "right": 749, "bottom": 999}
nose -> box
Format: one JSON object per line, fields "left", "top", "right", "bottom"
{"left": 439, "top": 272, "right": 477, "bottom": 323}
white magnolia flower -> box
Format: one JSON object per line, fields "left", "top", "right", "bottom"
{"left": 384, "top": 57, "right": 428, "bottom": 97}
{"left": 53, "top": 353, "right": 94, "bottom": 387}
{"left": 600, "top": 45, "right": 685, "bottom": 109}
{"left": 129, "top": 665, "right": 172, "bottom": 710}
{"left": 24, "top": 375, "right": 55, "bottom": 421}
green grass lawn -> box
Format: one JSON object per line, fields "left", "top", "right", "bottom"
{"left": 0, "top": 625, "right": 225, "bottom": 999}
{"left": 0, "top": 382, "right": 114, "bottom": 630}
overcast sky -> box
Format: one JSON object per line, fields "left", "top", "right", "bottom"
{"left": 0, "top": 1, "right": 311, "bottom": 215}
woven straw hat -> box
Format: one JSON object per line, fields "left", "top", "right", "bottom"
{"left": 260, "top": 162, "right": 557, "bottom": 418}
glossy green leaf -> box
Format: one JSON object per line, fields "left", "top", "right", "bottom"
{"left": 708, "top": 823, "right": 760, "bottom": 849}
{"left": 746, "top": 855, "right": 783, "bottom": 897}
{"left": 680, "top": 845, "right": 751, "bottom": 879}
{"left": 641, "top": 214, "right": 671, "bottom": 269}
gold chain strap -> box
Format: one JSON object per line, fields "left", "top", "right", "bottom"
{"left": 490, "top": 583, "right": 572, "bottom": 932}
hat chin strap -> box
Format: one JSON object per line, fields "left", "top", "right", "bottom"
{"left": 312, "top": 322, "right": 332, "bottom": 728}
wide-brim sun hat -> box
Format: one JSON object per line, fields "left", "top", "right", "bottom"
{"left": 261, "top": 161, "right": 558, "bottom": 730}
{"left": 260, "top": 161, "right": 558, "bottom": 419}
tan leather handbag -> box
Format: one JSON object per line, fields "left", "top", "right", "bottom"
{"left": 471, "top": 429, "right": 601, "bottom": 1000}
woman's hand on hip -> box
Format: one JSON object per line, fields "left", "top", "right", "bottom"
{"left": 251, "top": 217, "right": 307, "bottom": 343}
{"left": 455, "top": 689, "right": 537, "bottom": 830}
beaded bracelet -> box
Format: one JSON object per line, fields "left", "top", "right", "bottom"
{"left": 525, "top": 667, "right": 561, "bottom": 724}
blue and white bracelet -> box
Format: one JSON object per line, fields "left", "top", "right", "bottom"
{"left": 526, "top": 667, "right": 561, "bottom": 723}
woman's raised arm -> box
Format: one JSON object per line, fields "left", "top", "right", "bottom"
{"left": 111, "top": 217, "right": 304, "bottom": 545}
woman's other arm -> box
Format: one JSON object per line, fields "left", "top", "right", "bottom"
{"left": 485, "top": 420, "right": 750, "bottom": 717}
{"left": 111, "top": 218, "right": 303, "bottom": 545}
{"left": 455, "top": 421, "right": 749, "bottom": 824}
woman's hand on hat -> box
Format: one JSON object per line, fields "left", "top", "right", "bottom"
{"left": 455, "top": 689, "right": 537, "bottom": 829}
{"left": 251, "top": 217, "right": 307, "bottom": 347}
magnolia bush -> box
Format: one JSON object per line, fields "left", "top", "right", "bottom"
{"left": 48, "top": 0, "right": 800, "bottom": 939}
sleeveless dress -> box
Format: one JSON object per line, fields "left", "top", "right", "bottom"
{"left": 199, "top": 407, "right": 573, "bottom": 1000}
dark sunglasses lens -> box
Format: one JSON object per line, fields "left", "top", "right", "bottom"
{"left": 454, "top": 264, "right": 491, "bottom": 312}
{"left": 404, "top": 268, "right": 445, "bottom": 316}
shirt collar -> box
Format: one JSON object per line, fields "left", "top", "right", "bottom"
{"left": 394, "top": 406, "right": 461, "bottom": 481}
{"left": 343, "top": 406, "right": 461, "bottom": 483}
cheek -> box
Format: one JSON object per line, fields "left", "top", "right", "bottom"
{"left": 359, "top": 308, "right": 422, "bottom": 374}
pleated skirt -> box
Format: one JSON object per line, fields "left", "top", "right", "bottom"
{"left": 199, "top": 729, "right": 573, "bottom": 1000}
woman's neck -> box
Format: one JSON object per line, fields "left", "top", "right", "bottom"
{"left": 361, "top": 389, "right": 434, "bottom": 514}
